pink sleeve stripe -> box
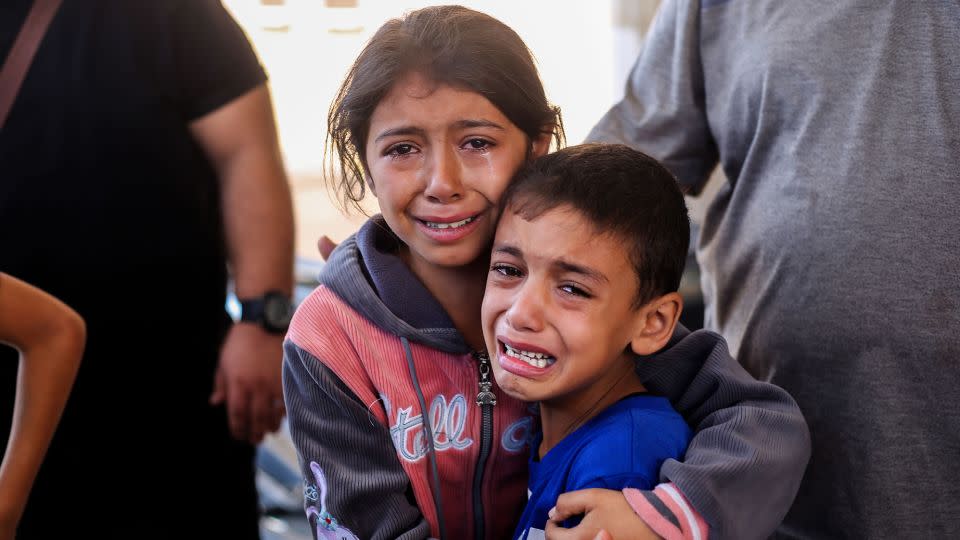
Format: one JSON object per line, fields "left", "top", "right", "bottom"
{"left": 285, "top": 286, "right": 390, "bottom": 425}
{"left": 623, "top": 483, "right": 708, "bottom": 540}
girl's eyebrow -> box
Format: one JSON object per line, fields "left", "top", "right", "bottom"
{"left": 373, "top": 119, "right": 503, "bottom": 143}
{"left": 374, "top": 126, "right": 426, "bottom": 143}
{"left": 454, "top": 119, "right": 505, "bottom": 130}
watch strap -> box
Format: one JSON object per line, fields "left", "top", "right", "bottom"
{"left": 239, "top": 297, "right": 266, "bottom": 324}
{"left": 238, "top": 290, "right": 291, "bottom": 334}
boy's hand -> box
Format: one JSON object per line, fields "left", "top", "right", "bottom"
{"left": 545, "top": 489, "right": 661, "bottom": 540}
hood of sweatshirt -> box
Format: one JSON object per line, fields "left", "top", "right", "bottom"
{"left": 319, "top": 215, "right": 471, "bottom": 355}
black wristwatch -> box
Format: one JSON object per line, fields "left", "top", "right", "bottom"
{"left": 238, "top": 290, "right": 293, "bottom": 334}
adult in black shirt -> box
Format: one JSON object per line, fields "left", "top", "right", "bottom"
{"left": 0, "top": 1, "right": 294, "bottom": 537}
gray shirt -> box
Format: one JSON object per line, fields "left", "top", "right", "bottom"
{"left": 588, "top": 1, "right": 960, "bottom": 538}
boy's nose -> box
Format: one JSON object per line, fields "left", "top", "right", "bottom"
{"left": 505, "top": 282, "right": 545, "bottom": 333}
{"left": 423, "top": 147, "right": 463, "bottom": 202}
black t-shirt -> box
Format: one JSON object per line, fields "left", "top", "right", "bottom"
{"left": 1, "top": 0, "right": 265, "bottom": 331}
{"left": 0, "top": 3, "right": 268, "bottom": 528}
{"left": 0, "top": 0, "right": 267, "bottom": 410}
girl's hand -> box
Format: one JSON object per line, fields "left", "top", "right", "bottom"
{"left": 318, "top": 235, "right": 338, "bottom": 261}
{"left": 545, "top": 489, "right": 661, "bottom": 540}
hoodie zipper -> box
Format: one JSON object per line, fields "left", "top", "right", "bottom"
{"left": 472, "top": 350, "right": 496, "bottom": 540}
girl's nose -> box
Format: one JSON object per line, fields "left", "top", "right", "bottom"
{"left": 423, "top": 147, "right": 464, "bottom": 202}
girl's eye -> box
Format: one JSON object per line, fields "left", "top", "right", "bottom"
{"left": 560, "top": 284, "right": 592, "bottom": 298}
{"left": 464, "top": 138, "right": 492, "bottom": 151}
{"left": 386, "top": 143, "right": 416, "bottom": 157}
{"left": 492, "top": 264, "right": 522, "bottom": 278}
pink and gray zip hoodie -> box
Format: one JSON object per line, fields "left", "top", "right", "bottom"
{"left": 283, "top": 216, "right": 811, "bottom": 540}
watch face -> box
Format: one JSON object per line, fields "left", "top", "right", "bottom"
{"left": 264, "top": 293, "right": 293, "bottom": 329}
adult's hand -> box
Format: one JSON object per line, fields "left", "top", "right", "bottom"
{"left": 318, "top": 235, "right": 338, "bottom": 261}
{"left": 545, "top": 489, "right": 660, "bottom": 540}
{"left": 191, "top": 84, "right": 293, "bottom": 445}
{"left": 210, "top": 323, "right": 285, "bottom": 444}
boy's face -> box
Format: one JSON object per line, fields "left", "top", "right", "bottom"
{"left": 481, "top": 204, "right": 647, "bottom": 408}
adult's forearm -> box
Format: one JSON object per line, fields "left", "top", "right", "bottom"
{"left": 219, "top": 144, "right": 295, "bottom": 296}
{"left": 191, "top": 85, "right": 296, "bottom": 297}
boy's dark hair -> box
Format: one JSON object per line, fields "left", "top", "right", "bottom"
{"left": 326, "top": 5, "right": 565, "bottom": 213}
{"left": 500, "top": 143, "right": 690, "bottom": 307}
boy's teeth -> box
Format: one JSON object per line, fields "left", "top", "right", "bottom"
{"left": 504, "top": 343, "right": 555, "bottom": 368}
{"left": 424, "top": 216, "right": 475, "bottom": 229}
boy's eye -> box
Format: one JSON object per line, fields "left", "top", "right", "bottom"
{"left": 560, "top": 284, "right": 592, "bottom": 298}
{"left": 492, "top": 264, "right": 522, "bottom": 278}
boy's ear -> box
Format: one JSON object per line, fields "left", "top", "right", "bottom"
{"left": 530, "top": 129, "right": 553, "bottom": 159}
{"left": 629, "top": 292, "right": 683, "bottom": 356}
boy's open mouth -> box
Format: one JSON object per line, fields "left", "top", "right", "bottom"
{"left": 502, "top": 342, "right": 556, "bottom": 369}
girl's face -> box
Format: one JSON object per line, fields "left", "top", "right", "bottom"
{"left": 365, "top": 72, "right": 549, "bottom": 271}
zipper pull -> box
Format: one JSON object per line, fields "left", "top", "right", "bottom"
{"left": 474, "top": 351, "right": 497, "bottom": 407}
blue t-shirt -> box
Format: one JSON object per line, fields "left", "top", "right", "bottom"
{"left": 514, "top": 395, "right": 691, "bottom": 540}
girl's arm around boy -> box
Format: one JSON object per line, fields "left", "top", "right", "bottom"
{"left": 551, "top": 326, "right": 810, "bottom": 540}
